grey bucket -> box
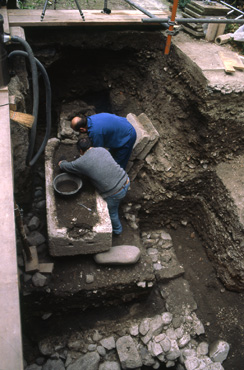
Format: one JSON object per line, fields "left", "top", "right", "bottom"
{"left": 53, "top": 173, "right": 83, "bottom": 195}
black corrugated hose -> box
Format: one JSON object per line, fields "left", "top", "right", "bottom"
{"left": 7, "top": 38, "right": 51, "bottom": 166}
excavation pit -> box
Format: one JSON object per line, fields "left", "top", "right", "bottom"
{"left": 15, "top": 25, "right": 244, "bottom": 370}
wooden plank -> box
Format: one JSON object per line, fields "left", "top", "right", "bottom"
{"left": 8, "top": 9, "right": 169, "bottom": 27}
{"left": 23, "top": 246, "right": 39, "bottom": 272}
{"left": 0, "top": 6, "right": 10, "bottom": 34}
{"left": 219, "top": 51, "right": 244, "bottom": 73}
{"left": 38, "top": 263, "right": 54, "bottom": 273}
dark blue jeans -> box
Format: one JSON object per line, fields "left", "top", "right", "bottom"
{"left": 105, "top": 179, "right": 130, "bottom": 235}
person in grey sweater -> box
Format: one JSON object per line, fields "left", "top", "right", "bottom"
{"left": 58, "top": 137, "right": 130, "bottom": 235}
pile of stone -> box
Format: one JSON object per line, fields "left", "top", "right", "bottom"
{"left": 182, "top": 0, "right": 229, "bottom": 38}
{"left": 24, "top": 309, "right": 229, "bottom": 370}
{"left": 17, "top": 167, "right": 54, "bottom": 283}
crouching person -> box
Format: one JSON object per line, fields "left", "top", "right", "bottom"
{"left": 58, "top": 137, "right": 130, "bottom": 236}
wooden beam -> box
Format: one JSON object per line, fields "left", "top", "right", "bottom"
{"left": 8, "top": 9, "right": 169, "bottom": 27}
{"left": 0, "top": 6, "right": 10, "bottom": 34}
{"left": 219, "top": 51, "right": 244, "bottom": 73}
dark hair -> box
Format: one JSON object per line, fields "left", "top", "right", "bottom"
{"left": 73, "top": 116, "right": 87, "bottom": 131}
{"left": 77, "top": 137, "right": 92, "bottom": 152}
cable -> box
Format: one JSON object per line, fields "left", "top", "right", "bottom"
{"left": 8, "top": 35, "right": 39, "bottom": 164}
{"left": 8, "top": 50, "right": 52, "bottom": 166}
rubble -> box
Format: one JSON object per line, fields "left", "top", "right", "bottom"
{"left": 29, "top": 309, "right": 229, "bottom": 370}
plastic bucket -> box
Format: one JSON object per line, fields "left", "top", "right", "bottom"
{"left": 53, "top": 173, "right": 83, "bottom": 196}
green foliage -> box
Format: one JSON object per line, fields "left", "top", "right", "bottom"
{"left": 17, "top": 0, "right": 35, "bottom": 9}
{"left": 225, "top": 24, "right": 244, "bottom": 55}
{"left": 225, "top": 23, "right": 240, "bottom": 34}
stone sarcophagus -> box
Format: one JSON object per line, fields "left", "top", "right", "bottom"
{"left": 45, "top": 138, "right": 112, "bottom": 256}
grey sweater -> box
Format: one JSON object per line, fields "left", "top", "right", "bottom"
{"left": 59, "top": 147, "right": 128, "bottom": 198}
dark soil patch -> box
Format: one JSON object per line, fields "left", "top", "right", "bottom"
{"left": 56, "top": 179, "right": 79, "bottom": 193}
{"left": 53, "top": 141, "right": 98, "bottom": 238}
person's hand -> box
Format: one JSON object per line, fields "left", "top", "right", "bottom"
{"left": 58, "top": 156, "right": 66, "bottom": 167}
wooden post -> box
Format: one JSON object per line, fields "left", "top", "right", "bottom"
{"left": 205, "top": 23, "right": 219, "bottom": 42}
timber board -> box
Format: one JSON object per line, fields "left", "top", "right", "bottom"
{"left": 7, "top": 9, "right": 169, "bottom": 27}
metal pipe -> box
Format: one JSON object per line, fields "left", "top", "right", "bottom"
{"left": 123, "top": 0, "right": 168, "bottom": 29}
{"left": 219, "top": 0, "right": 244, "bottom": 18}
{"left": 142, "top": 17, "right": 244, "bottom": 24}
{"left": 0, "top": 15, "right": 10, "bottom": 88}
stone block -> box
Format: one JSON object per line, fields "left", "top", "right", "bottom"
{"left": 136, "top": 113, "right": 160, "bottom": 160}
{"left": 94, "top": 245, "right": 141, "bottom": 265}
{"left": 127, "top": 113, "right": 159, "bottom": 162}
{"left": 127, "top": 159, "right": 144, "bottom": 181}
{"left": 127, "top": 113, "right": 151, "bottom": 160}
{"left": 45, "top": 138, "right": 112, "bottom": 256}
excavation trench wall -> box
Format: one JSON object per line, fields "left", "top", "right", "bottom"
{"left": 13, "top": 27, "right": 244, "bottom": 292}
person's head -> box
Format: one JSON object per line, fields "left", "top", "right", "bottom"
{"left": 71, "top": 115, "right": 88, "bottom": 133}
{"left": 77, "top": 137, "right": 92, "bottom": 155}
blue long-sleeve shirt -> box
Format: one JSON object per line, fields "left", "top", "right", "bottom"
{"left": 87, "top": 113, "right": 135, "bottom": 149}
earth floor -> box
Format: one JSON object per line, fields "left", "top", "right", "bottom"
{"left": 22, "top": 219, "right": 244, "bottom": 370}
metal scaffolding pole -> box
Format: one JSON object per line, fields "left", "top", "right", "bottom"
{"left": 123, "top": 0, "right": 168, "bottom": 29}
{"left": 219, "top": 0, "right": 244, "bottom": 19}
{"left": 142, "top": 17, "right": 244, "bottom": 24}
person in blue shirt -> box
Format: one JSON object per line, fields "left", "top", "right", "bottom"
{"left": 70, "top": 113, "right": 137, "bottom": 170}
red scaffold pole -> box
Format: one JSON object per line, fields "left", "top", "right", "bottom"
{"left": 164, "top": 0, "right": 179, "bottom": 55}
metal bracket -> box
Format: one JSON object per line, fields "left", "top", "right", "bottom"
{"left": 168, "top": 19, "right": 176, "bottom": 26}
{"left": 166, "top": 29, "right": 176, "bottom": 35}
{"left": 102, "top": 8, "right": 111, "bottom": 14}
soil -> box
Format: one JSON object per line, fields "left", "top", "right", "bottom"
{"left": 53, "top": 142, "right": 99, "bottom": 238}
{"left": 56, "top": 179, "right": 79, "bottom": 193}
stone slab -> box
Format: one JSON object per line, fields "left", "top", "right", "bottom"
{"left": 136, "top": 113, "right": 160, "bottom": 160}
{"left": 159, "top": 277, "right": 198, "bottom": 315}
{"left": 155, "top": 263, "right": 185, "bottom": 282}
{"left": 127, "top": 113, "right": 151, "bottom": 160}
{"left": 127, "top": 113, "right": 159, "bottom": 161}
{"left": 186, "top": 1, "right": 229, "bottom": 15}
{"left": 94, "top": 245, "right": 141, "bottom": 265}
{"left": 45, "top": 138, "right": 112, "bottom": 256}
